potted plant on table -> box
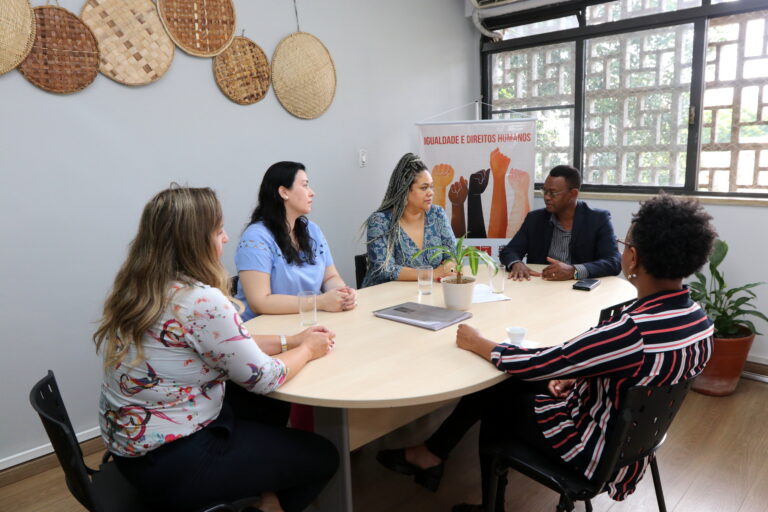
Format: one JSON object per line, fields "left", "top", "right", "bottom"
{"left": 413, "top": 236, "right": 498, "bottom": 311}
{"left": 689, "top": 239, "right": 768, "bottom": 396}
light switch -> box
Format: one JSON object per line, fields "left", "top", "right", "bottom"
{"left": 359, "top": 149, "right": 368, "bottom": 168}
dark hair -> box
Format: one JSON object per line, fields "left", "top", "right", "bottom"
{"left": 630, "top": 194, "right": 716, "bottom": 279}
{"left": 549, "top": 165, "right": 581, "bottom": 190}
{"left": 248, "top": 161, "right": 315, "bottom": 265}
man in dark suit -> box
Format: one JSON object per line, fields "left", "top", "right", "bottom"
{"left": 499, "top": 165, "right": 620, "bottom": 281}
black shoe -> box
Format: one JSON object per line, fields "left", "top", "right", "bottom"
{"left": 451, "top": 504, "right": 484, "bottom": 512}
{"left": 376, "top": 448, "right": 444, "bottom": 492}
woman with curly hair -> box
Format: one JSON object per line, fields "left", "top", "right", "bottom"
{"left": 235, "top": 161, "right": 356, "bottom": 321}
{"left": 362, "top": 153, "right": 457, "bottom": 287}
{"left": 379, "top": 194, "right": 717, "bottom": 512}
{"left": 95, "top": 186, "right": 338, "bottom": 512}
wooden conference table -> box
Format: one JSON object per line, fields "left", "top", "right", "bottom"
{"left": 243, "top": 265, "right": 635, "bottom": 512}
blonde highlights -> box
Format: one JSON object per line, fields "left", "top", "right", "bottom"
{"left": 94, "top": 186, "right": 231, "bottom": 369}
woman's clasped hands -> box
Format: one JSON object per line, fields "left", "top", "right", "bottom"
{"left": 292, "top": 325, "right": 336, "bottom": 358}
{"left": 318, "top": 286, "right": 357, "bottom": 312}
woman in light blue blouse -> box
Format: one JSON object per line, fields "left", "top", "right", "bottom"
{"left": 235, "top": 162, "right": 356, "bottom": 321}
{"left": 362, "top": 153, "right": 457, "bottom": 287}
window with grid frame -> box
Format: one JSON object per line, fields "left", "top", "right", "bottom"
{"left": 484, "top": 1, "right": 768, "bottom": 196}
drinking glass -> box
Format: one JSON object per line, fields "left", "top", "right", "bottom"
{"left": 490, "top": 262, "right": 506, "bottom": 294}
{"left": 298, "top": 291, "right": 317, "bottom": 327}
{"left": 417, "top": 266, "right": 433, "bottom": 296}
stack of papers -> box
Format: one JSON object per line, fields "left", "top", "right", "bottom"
{"left": 472, "top": 284, "right": 511, "bottom": 303}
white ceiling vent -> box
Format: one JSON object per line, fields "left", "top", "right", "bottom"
{"left": 470, "top": 0, "right": 526, "bottom": 8}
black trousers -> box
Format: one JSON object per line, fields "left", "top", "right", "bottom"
{"left": 114, "top": 383, "right": 339, "bottom": 512}
{"left": 424, "top": 378, "right": 563, "bottom": 510}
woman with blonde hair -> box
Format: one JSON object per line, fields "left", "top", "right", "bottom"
{"left": 95, "top": 186, "right": 338, "bottom": 512}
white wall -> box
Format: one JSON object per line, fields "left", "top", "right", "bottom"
{"left": 0, "top": 0, "right": 480, "bottom": 468}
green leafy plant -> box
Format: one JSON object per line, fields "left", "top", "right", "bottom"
{"left": 413, "top": 236, "right": 498, "bottom": 284}
{"left": 689, "top": 239, "right": 768, "bottom": 337}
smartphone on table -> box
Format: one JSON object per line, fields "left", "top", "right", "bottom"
{"left": 573, "top": 279, "right": 600, "bottom": 291}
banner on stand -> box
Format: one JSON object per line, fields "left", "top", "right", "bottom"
{"left": 417, "top": 119, "right": 536, "bottom": 259}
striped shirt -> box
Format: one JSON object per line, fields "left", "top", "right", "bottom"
{"left": 490, "top": 288, "right": 713, "bottom": 500}
{"left": 548, "top": 214, "right": 588, "bottom": 278}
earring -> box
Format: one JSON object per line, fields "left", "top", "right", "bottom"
{"left": 625, "top": 272, "right": 637, "bottom": 280}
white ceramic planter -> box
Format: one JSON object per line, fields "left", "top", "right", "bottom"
{"left": 441, "top": 276, "right": 476, "bottom": 311}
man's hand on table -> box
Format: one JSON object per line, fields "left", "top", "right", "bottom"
{"left": 507, "top": 262, "right": 541, "bottom": 281}
{"left": 541, "top": 257, "right": 575, "bottom": 281}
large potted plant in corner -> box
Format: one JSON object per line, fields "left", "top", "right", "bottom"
{"left": 414, "top": 236, "right": 497, "bottom": 311}
{"left": 689, "top": 239, "right": 767, "bottom": 396}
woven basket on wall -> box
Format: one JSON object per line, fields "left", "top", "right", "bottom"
{"left": 271, "top": 32, "right": 336, "bottom": 120}
{"left": 0, "top": 0, "right": 36, "bottom": 76}
{"left": 157, "top": 0, "right": 235, "bottom": 58}
{"left": 213, "top": 36, "right": 270, "bottom": 105}
{"left": 80, "top": 0, "right": 174, "bottom": 86}
{"left": 18, "top": 6, "right": 99, "bottom": 94}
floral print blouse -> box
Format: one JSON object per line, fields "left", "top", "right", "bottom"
{"left": 98, "top": 282, "right": 287, "bottom": 457}
{"left": 362, "top": 205, "right": 456, "bottom": 287}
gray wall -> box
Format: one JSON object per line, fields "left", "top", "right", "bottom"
{"left": 0, "top": 0, "right": 480, "bottom": 468}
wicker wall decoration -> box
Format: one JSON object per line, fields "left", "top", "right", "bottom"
{"left": 18, "top": 6, "right": 99, "bottom": 94}
{"left": 157, "top": 0, "right": 236, "bottom": 58}
{"left": 271, "top": 32, "right": 336, "bottom": 120}
{"left": 80, "top": 0, "right": 174, "bottom": 86}
{"left": 1, "top": 0, "right": 36, "bottom": 76}
{"left": 213, "top": 36, "right": 270, "bottom": 105}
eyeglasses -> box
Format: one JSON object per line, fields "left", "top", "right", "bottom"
{"left": 541, "top": 189, "right": 569, "bottom": 198}
{"left": 615, "top": 237, "right": 634, "bottom": 248}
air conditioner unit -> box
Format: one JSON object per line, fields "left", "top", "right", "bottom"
{"left": 470, "top": 0, "right": 526, "bottom": 8}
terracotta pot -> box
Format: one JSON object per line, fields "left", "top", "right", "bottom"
{"left": 692, "top": 325, "right": 754, "bottom": 397}
{"left": 441, "top": 276, "right": 476, "bottom": 311}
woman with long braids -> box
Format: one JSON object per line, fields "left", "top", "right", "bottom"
{"left": 235, "top": 161, "right": 356, "bottom": 321}
{"left": 96, "top": 186, "right": 338, "bottom": 512}
{"left": 362, "top": 153, "right": 457, "bottom": 287}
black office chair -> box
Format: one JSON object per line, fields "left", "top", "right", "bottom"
{"left": 598, "top": 298, "right": 636, "bottom": 324}
{"left": 354, "top": 253, "right": 368, "bottom": 289}
{"left": 29, "top": 371, "right": 248, "bottom": 512}
{"left": 482, "top": 380, "right": 692, "bottom": 512}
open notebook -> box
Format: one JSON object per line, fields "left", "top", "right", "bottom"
{"left": 373, "top": 302, "right": 472, "bottom": 331}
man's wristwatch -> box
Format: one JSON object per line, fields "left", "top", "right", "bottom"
{"left": 573, "top": 268, "right": 580, "bottom": 280}
{"left": 280, "top": 334, "right": 288, "bottom": 353}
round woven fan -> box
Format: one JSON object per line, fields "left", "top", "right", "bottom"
{"left": 157, "top": 0, "right": 235, "bottom": 58}
{"left": 80, "top": 0, "right": 174, "bottom": 86}
{"left": 0, "top": 0, "right": 36, "bottom": 76}
{"left": 272, "top": 32, "right": 336, "bottom": 120}
{"left": 18, "top": 6, "right": 99, "bottom": 94}
{"left": 213, "top": 36, "right": 270, "bottom": 105}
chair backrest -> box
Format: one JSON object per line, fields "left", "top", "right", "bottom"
{"left": 29, "top": 371, "right": 98, "bottom": 511}
{"left": 591, "top": 380, "right": 692, "bottom": 484}
{"left": 354, "top": 253, "right": 368, "bottom": 289}
{"left": 598, "top": 299, "right": 635, "bottom": 324}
